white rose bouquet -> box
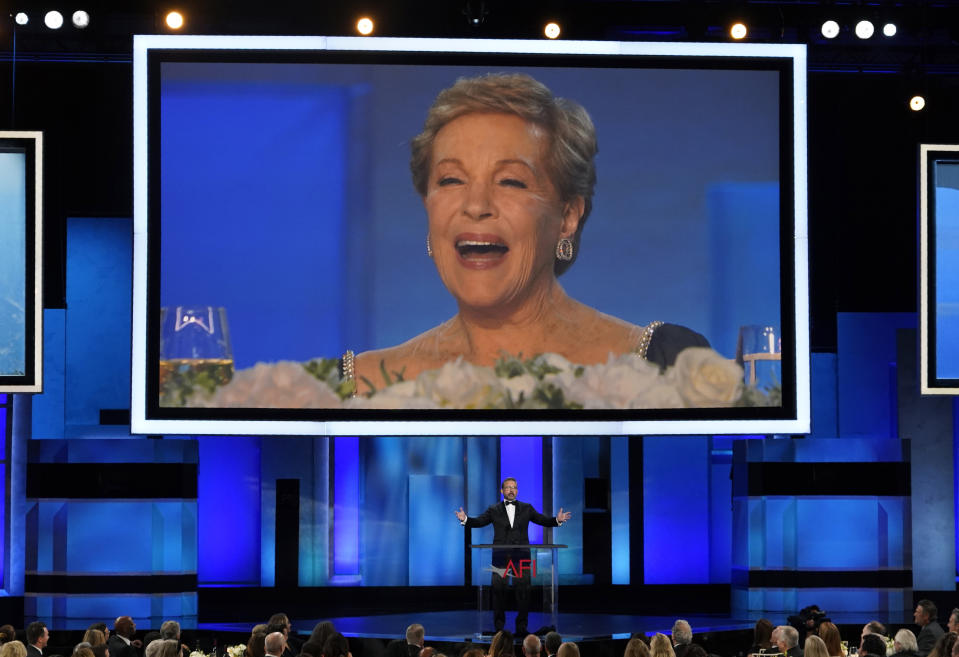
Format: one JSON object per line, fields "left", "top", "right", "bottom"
{"left": 226, "top": 646, "right": 247, "bottom": 657}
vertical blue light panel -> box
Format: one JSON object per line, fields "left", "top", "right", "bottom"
{"left": 30, "top": 310, "right": 65, "bottom": 439}
{"left": 610, "top": 436, "right": 629, "bottom": 584}
{"left": 501, "top": 436, "right": 543, "bottom": 544}
{"left": 409, "top": 474, "right": 464, "bottom": 585}
{"left": 65, "top": 218, "right": 132, "bottom": 428}
{"left": 644, "top": 436, "right": 710, "bottom": 583}
{"left": 334, "top": 436, "right": 359, "bottom": 576}
{"left": 198, "top": 436, "right": 260, "bottom": 585}
{"left": 810, "top": 353, "right": 839, "bottom": 438}
{"left": 467, "top": 437, "right": 498, "bottom": 585}
{"left": 552, "top": 437, "right": 586, "bottom": 583}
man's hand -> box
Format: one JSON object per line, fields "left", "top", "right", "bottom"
{"left": 456, "top": 507, "right": 467, "bottom": 522}
{"left": 556, "top": 508, "right": 572, "bottom": 523}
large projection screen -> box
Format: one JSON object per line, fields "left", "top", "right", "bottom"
{"left": 132, "top": 36, "right": 810, "bottom": 436}
{"left": 920, "top": 143, "right": 959, "bottom": 395}
{"left": 0, "top": 132, "right": 42, "bottom": 394}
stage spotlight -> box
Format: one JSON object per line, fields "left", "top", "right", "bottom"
{"left": 910, "top": 95, "right": 926, "bottom": 112}
{"left": 14, "top": 12, "right": 28, "bottom": 26}
{"left": 821, "top": 20, "right": 840, "bottom": 39}
{"left": 730, "top": 22, "right": 747, "bottom": 40}
{"left": 855, "top": 20, "right": 874, "bottom": 39}
{"left": 44, "top": 10, "right": 64, "bottom": 29}
{"left": 544, "top": 22, "right": 560, "bottom": 39}
{"left": 356, "top": 17, "right": 374, "bottom": 35}
{"left": 883, "top": 23, "right": 897, "bottom": 37}
{"left": 72, "top": 10, "right": 90, "bottom": 28}
{"left": 165, "top": 11, "right": 184, "bottom": 30}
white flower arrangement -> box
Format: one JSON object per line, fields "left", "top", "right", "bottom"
{"left": 226, "top": 645, "right": 247, "bottom": 657}
{"left": 175, "top": 346, "right": 779, "bottom": 409}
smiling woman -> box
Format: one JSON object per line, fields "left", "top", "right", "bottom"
{"left": 349, "top": 73, "right": 713, "bottom": 399}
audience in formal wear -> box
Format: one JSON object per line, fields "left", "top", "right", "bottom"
{"left": 672, "top": 622, "right": 693, "bottom": 657}
{"left": 556, "top": 644, "right": 579, "bottom": 657}
{"left": 405, "top": 625, "right": 426, "bottom": 657}
{"left": 751, "top": 620, "right": 774, "bottom": 654}
{"left": 917, "top": 600, "right": 945, "bottom": 657}
{"left": 265, "top": 634, "right": 287, "bottom": 657}
{"left": 891, "top": 629, "right": 920, "bottom": 657}
{"left": 152, "top": 641, "right": 178, "bottom": 657}
{"left": 625, "top": 638, "right": 651, "bottom": 657}
{"left": 0, "top": 626, "right": 16, "bottom": 645}
{"left": 267, "top": 615, "right": 298, "bottom": 657}
{"left": 321, "top": 634, "right": 350, "bottom": 657}
{"left": 651, "top": 634, "right": 676, "bottom": 657}
{"left": 109, "top": 617, "right": 140, "bottom": 657}
{"left": 544, "top": 635, "right": 562, "bottom": 657}
{"left": 928, "top": 633, "right": 958, "bottom": 657}
{"left": 817, "top": 623, "right": 842, "bottom": 657}
{"left": 804, "top": 636, "right": 829, "bottom": 657}
{"left": 27, "top": 622, "right": 49, "bottom": 657}
{"left": 306, "top": 624, "right": 336, "bottom": 657}
{"left": 75, "top": 648, "right": 95, "bottom": 657}
{"left": 487, "top": 632, "right": 513, "bottom": 657}
{"left": 1, "top": 641, "right": 26, "bottom": 657}
{"left": 522, "top": 635, "right": 540, "bottom": 657}
{"left": 83, "top": 632, "right": 106, "bottom": 649}
{"left": 247, "top": 633, "right": 266, "bottom": 657}
{"left": 864, "top": 623, "right": 888, "bottom": 642}
{"left": 862, "top": 635, "right": 888, "bottom": 657}
{"left": 92, "top": 645, "right": 109, "bottom": 657}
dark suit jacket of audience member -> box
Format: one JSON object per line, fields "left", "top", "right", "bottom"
{"left": 675, "top": 644, "right": 692, "bottom": 657}
{"left": 27, "top": 645, "right": 42, "bottom": 657}
{"left": 785, "top": 646, "right": 803, "bottom": 657}
{"left": 108, "top": 635, "right": 140, "bottom": 657}
{"left": 918, "top": 623, "right": 945, "bottom": 657}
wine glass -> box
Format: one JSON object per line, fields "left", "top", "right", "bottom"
{"left": 159, "top": 306, "right": 234, "bottom": 405}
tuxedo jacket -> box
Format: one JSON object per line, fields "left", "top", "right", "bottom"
{"left": 466, "top": 500, "right": 558, "bottom": 565}
{"left": 27, "top": 645, "right": 42, "bottom": 657}
{"left": 108, "top": 635, "right": 139, "bottom": 657}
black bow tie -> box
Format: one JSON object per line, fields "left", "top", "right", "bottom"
{"left": 505, "top": 500, "right": 516, "bottom": 506}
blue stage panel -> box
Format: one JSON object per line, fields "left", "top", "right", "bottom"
{"left": 467, "top": 437, "right": 497, "bottom": 585}
{"left": 810, "top": 352, "right": 838, "bottom": 438}
{"left": 30, "top": 309, "right": 65, "bottom": 439}
{"left": 25, "top": 593, "right": 197, "bottom": 629}
{"left": 198, "top": 436, "right": 260, "bottom": 585}
{"left": 552, "top": 437, "right": 586, "bottom": 583}
{"left": 795, "top": 497, "right": 904, "bottom": 570}
{"left": 502, "top": 436, "right": 543, "bottom": 544}
{"left": 644, "top": 436, "right": 710, "bottom": 583}
{"left": 610, "top": 436, "right": 629, "bottom": 585}
{"left": 409, "top": 474, "right": 464, "bottom": 585}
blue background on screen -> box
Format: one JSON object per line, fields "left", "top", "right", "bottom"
{"left": 160, "top": 62, "right": 781, "bottom": 368}
{"left": 0, "top": 151, "right": 27, "bottom": 377}
{"left": 936, "top": 183, "right": 959, "bottom": 378}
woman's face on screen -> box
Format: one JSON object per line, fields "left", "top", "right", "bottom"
{"left": 425, "top": 112, "right": 581, "bottom": 313}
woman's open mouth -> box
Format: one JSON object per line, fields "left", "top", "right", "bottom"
{"left": 454, "top": 233, "right": 509, "bottom": 269}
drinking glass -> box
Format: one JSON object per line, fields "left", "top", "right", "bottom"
{"left": 736, "top": 324, "right": 781, "bottom": 391}
{"left": 159, "top": 306, "right": 234, "bottom": 405}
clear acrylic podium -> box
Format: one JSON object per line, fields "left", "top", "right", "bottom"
{"left": 469, "top": 543, "right": 567, "bottom": 637}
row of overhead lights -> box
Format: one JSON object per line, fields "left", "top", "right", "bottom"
{"left": 14, "top": 10, "right": 90, "bottom": 29}
{"left": 726, "top": 18, "right": 897, "bottom": 40}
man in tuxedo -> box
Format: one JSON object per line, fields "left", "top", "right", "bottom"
{"left": 672, "top": 620, "right": 693, "bottom": 657}
{"left": 109, "top": 617, "right": 141, "bottom": 657}
{"left": 456, "top": 477, "right": 572, "bottom": 636}
{"left": 26, "top": 622, "right": 48, "bottom": 657}
{"left": 544, "top": 632, "right": 562, "bottom": 657}
{"left": 405, "top": 624, "right": 425, "bottom": 657}
{"left": 523, "top": 634, "right": 542, "bottom": 657}
{"left": 775, "top": 626, "right": 802, "bottom": 657}
{"left": 915, "top": 600, "right": 944, "bottom": 657}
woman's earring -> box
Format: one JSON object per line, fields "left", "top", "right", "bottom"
{"left": 556, "top": 237, "right": 573, "bottom": 261}
{"left": 427, "top": 234, "right": 434, "bottom": 257}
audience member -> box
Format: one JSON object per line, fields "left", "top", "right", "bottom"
{"left": 75, "top": 644, "right": 93, "bottom": 655}
{"left": 818, "top": 623, "right": 842, "bottom": 657}
{"left": 917, "top": 600, "right": 945, "bottom": 657}
{"left": 265, "top": 634, "right": 288, "bottom": 657}
{"left": 252, "top": 628, "right": 268, "bottom": 638}
{"left": 461, "top": 649, "right": 484, "bottom": 657}
{"left": 406, "top": 625, "right": 426, "bottom": 657}
{"left": 556, "top": 644, "right": 579, "bottom": 657}
{"left": 864, "top": 624, "right": 888, "bottom": 641}
{"left": 75, "top": 648, "right": 96, "bottom": 657}
{"left": 27, "top": 621, "right": 49, "bottom": 657}
{"left": 109, "top": 617, "right": 140, "bottom": 657}
{"left": 948, "top": 612, "right": 959, "bottom": 636}
{"left": 159, "top": 624, "right": 179, "bottom": 643}
{"left": 804, "top": 636, "right": 829, "bottom": 657}
{"left": 544, "top": 635, "right": 562, "bottom": 657}
{"left": 625, "top": 639, "right": 650, "bottom": 657}
{"left": 321, "top": 634, "right": 350, "bottom": 657}
{"left": 651, "top": 634, "right": 676, "bottom": 657}
{"left": 1, "top": 641, "right": 26, "bottom": 657}
{"left": 247, "top": 633, "right": 266, "bottom": 657}
{"left": 683, "top": 646, "right": 706, "bottom": 657}
{"left": 144, "top": 641, "right": 163, "bottom": 657}
{"left": 141, "top": 634, "right": 161, "bottom": 657}
{"left": 154, "top": 641, "right": 178, "bottom": 657}
{"left": 892, "top": 630, "right": 920, "bottom": 657}
{"left": 522, "top": 636, "right": 541, "bottom": 657}
{"left": 0, "top": 626, "right": 15, "bottom": 645}
{"left": 91, "top": 646, "right": 109, "bottom": 657}
{"left": 89, "top": 626, "right": 110, "bottom": 643}
{"left": 84, "top": 632, "right": 106, "bottom": 648}
{"left": 307, "top": 625, "right": 336, "bottom": 654}
{"left": 751, "top": 620, "right": 774, "bottom": 654}
{"left": 267, "top": 615, "right": 298, "bottom": 657}
{"left": 862, "top": 635, "right": 888, "bottom": 657}
{"left": 928, "top": 633, "right": 958, "bottom": 657}
{"left": 672, "top": 622, "right": 693, "bottom": 657}
{"left": 487, "top": 632, "right": 513, "bottom": 657}
{"left": 419, "top": 649, "right": 435, "bottom": 657}
{"left": 776, "top": 627, "right": 803, "bottom": 657}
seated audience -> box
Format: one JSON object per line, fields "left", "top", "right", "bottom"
{"left": 265, "top": 634, "right": 288, "bottom": 657}
{"left": 556, "top": 645, "right": 579, "bottom": 657}
{"left": 544, "top": 635, "right": 562, "bottom": 657}
{"left": 91, "top": 646, "right": 109, "bottom": 657}
{"left": 893, "top": 630, "right": 920, "bottom": 657}
{"left": 928, "top": 633, "right": 957, "bottom": 657}
{"left": 142, "top": 634, "right": 161, "bottom": 657}
{"left": 27, "top": 621, "right": 49, "bottom": 657}
{"left": 487, "top": 632, "right": 513, "bottom": 657}
{"left": 651, "top": 634, "right": 676, "bottom": 657}
{"left": 672, "top": 622, "right": 693, "bottom": 657}
{"left": 307, "top": 625, "right": 336, "bottom": 655}
{"left": 406, "top": 625, "right": 426, "bottom": 657}
{"left": 247, "top": 633, "right": 266, "bottom": 657}
{"left": 155, "top": 641, "right": 179, "bottom": 657}
{"left": 683, "top": 646, "right": 706, "bottom": 657}
{"left": 0, "top": 626, "right": 15, "bottom": 645}
{"left": 917, "top": 600, "right": 945, "bottom": 657}
{"left": 862, "top": 635, "right": 888, "bottom": 657}
{"left": 864, "top": 624, "right": 888, "bottom": 642}
{"left": 949, "top": 611, "right": 959, "bottom": 635}
{"left": 83, "top": 632, "right": 106, "bottom": 648}
{"left": 625, "top": 639, "right": 650, "bottom": 657}
{"left": 522, "top": 636, "right": 540, "bottom": 657}
{"left": 76, "top": 648, "right": 96, "bottom": 657}
{"left": 89, "top": 626, "right": 110, "bottom": 643}
{"left": 804, "top": 636, "right": 829, "bottom": 657}
{"left": 1, "top": 641, "right": 26, "bottom": 657}
{"left": 109, "top": 617, "right": 140, "bottom": 657}
{"left": 322, "top": 634, "right": 350, "bottom": 657}
{"left": 776, "top": 626, "right": 803, "bottom": 657}
{"left": 752, "top": 620, "right": 774, "bottom": 654}
{"left": 818, "top": 623, "right": 843, "bottom": 657}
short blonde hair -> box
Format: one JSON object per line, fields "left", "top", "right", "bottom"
{"left": 804, "top": 635, "right": 829, "bottom": 657}
{"left": 410, "top": 73, "right": 598, "bottom": 276}
{"left": 0, "top": 643, "right": 26, "bottom": 657}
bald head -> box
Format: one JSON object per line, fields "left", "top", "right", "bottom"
{"left": 523, "top": 635, "right": 542, "bottom": 657}
{"left": 557, "top": 644, "right": 579, "bottom": 657}
{"left": 265, "top": 632, "right": 287, "bottom": 657}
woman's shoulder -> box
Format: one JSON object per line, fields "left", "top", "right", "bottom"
{"left": 349, "top": 323, "right": 461, "bottom": 393}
